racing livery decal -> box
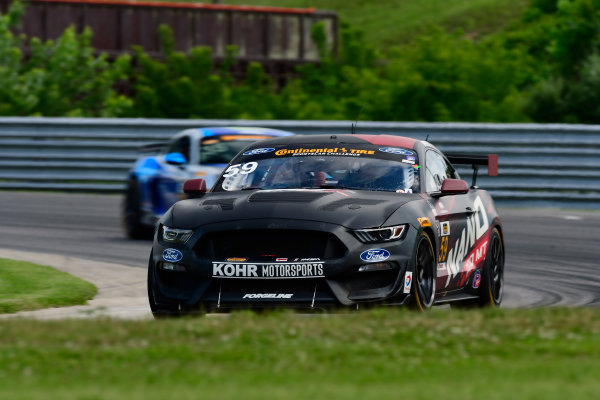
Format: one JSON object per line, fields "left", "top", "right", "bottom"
{"left": 472, "top": 270, "right": 481, "bottom": 289}
{"left": 439, "top": 236, "right": 449, "bottom": 262}
{"left": 212, "top": 262, "right": 324, "bottom": 278}
{"left": 379, "top": 147, "right": 414, "bottom": 156}
{"left": 440, "top": 221, "right": 450, "bottom": 236}
{"left": 243, "top": 293, "right": 294, "bottom": 299}
{"left": 275, "top": 147, "right": 376, "bottom": 157}
{"left": 162, "top": 248, "right": 183, "bottom": 263}
{"left": 418, "top": 217, "right": 432, "bottom": 227}
{"left": 360, "top": 249, "right": 391, "bottom": 262}
{"left": 444, "top": 196, "right": 490, "bottom": 287}
{"left": 403, "top": 271, "right": 413, "bottom": 293}
{"left": 243, "top": 148, "right": 275, "bottom": 155}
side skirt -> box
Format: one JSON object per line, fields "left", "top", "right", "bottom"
{"left": 434, "top": 292, "right": 479, "bottom": 304}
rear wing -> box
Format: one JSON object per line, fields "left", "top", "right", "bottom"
{"left": 445, "top": 153, "right": 498, "bottom": 187}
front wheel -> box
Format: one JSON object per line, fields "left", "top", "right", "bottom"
{"left": 147, "top": 253, "right": 180, "bottom": 318}
{"left": 409, "top": 232, "right": 436, "bottom": 311}
{"left": 122, "top": 178, "right": 153, "bottom": 239}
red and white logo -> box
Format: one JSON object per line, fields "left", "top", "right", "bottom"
{"left": 403, "top": 272, "right": 413, "bottom": 294}
{"left": 464, "top": 239, "right": 489, "bottom": 273}
{"left": 472, "top": 270, "right": 481, "bottom": 289}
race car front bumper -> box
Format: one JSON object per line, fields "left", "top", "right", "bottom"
{"left": 150, "top": 218, "right": 418, "bottom": 311}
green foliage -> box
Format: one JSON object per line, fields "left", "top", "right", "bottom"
{"left": 128, "top": 25, "right": 283, "bottom": 119}
{"left": 548, "top": 0, "right": 600, "bottom": 76}
{"left": 275, "top": 24, "right": 532, "bottom": 122}
{"left": 0, "top": 1, "right": 131, "bottom": 117}
{"left": 525, "top": 0, "right": 559, "bottom": 18}
{"left": 518, "top": 0, "right": 600, "bottom": 122}
{"left": 6, "top": 0, "right": 600, "bottom": 122}
{"left": 381, "top": 31, "right": 532, "bottom": 122}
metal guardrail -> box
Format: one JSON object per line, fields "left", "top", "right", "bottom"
{"left": 1, "top": 117, "right": 599, "bottom": 209}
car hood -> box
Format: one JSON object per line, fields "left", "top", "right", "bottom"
{"left": 169, "top": 189, "right": 420, "bottom": 230}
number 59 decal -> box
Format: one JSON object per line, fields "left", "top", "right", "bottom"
{"left": 223, "top": 162, "right": 258, "bottom": 178}
{"left": 438, "top": 236, "right": 449, "bottom": 262}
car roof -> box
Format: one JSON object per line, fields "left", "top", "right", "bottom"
{"left": 195, "top": 126, "right": 295, "bottom": 138}
{"left": 241, "top": 134, "right": 419, "bottom": 149}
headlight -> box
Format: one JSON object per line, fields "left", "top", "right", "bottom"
{"left": 353, "top": 225, "right": 406, "bottom": 243}
{"left": 161, "top": 225, "right": 193, "bottom": 243}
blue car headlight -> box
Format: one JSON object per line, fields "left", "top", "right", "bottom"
{"left": 161, "top": 225, "right": 194, "bottom": 243}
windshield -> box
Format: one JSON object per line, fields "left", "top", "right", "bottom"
{"left": 198, "top": 135, "right": 277, "bottom": 164}
{"left": 214, "top": 145, "right": 420, "bottom": 193}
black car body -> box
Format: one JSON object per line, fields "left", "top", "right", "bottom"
{"left": 148, "top": 134, "right": 504, "bottom": 315}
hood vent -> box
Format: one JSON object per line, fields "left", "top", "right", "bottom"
{"left": 202, "top": 198, "right": 236, "bottom": 210}
{"left": 249, "top": 191, "right": 332, "bottom": 203}
{"left": 321, "top": 198, "right": 384, "bottom": 211}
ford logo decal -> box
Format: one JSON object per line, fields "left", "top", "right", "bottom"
{"left": 379, "top": 147, "right": 414, "bottom": 156}
{"left": 162, "top": 248, "right": 183, "bottom": 263}
{"left": 243, "top": 147, "right": 275, "bottom": 156}
{"left": 360, "top": 249, "right": 390, "bottom": 262}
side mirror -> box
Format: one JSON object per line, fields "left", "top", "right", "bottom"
{"left": 165, "top": 152, "right": 187, "bottom": 165}
{"left": 183, "top": 178, "right": 207, "bottom": 198}
{"left": 440, "top": 179, "right": 469, "bottom": 195}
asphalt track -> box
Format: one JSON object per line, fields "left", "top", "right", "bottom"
{"left": 1, "top": 191, "right": 599, "bottom": 309}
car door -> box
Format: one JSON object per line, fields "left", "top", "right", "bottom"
{"left": 424, "top": 149, "right": 475, "bottom": 293}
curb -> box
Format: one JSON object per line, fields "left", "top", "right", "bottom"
{"left": 0, "top": 249, "right": 152, "bottom": 320}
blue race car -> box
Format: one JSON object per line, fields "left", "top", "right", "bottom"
{"left": 122, "top": 126, "right": 295, "bottom": 238}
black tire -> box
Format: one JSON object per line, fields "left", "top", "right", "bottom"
{"left": 409, "top": 232, "right": 436, "bottom": 311}
{"left": 122, "top": 178, "right": 154, "bottom": 239}
{"left": 147, "top": 253, "right": 180, "bottom": 318}
{"left": 452, "top": 227, "right": 504, "bottom": 309}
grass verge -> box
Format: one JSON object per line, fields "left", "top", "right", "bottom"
{"left": 0, "top": 307, "right": 598, "bottom": 399}
{"left": 0, "top": 258, "right": 97, "bottom": 313}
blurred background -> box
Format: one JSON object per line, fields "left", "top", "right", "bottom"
{"left": 0, "top": 0, "right": 599, "bottom": 208}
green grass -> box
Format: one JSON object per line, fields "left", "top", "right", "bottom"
{"left": 0, "top": 307, "right": 598, "bottom": 399}
{"left": 157, "top": 0, "right": 531, "bottom": 47}
{"left": 0, "top": 258, "right": 97, "bottom": 313}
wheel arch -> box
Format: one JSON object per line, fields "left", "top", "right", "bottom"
{"left": 420, "top": 226, "right": 437, "bottom": 258}
{"left": 492, "top": 223, "right": 504, "bottom": 246}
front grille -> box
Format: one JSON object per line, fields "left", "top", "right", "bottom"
{"left": 195, "top": 229, "right": 347, "bottom": 260}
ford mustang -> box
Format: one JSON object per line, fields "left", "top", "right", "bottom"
{"left": 122, "top": 126, "right": 294, "bottom": 238}
{"left": 147, "top": 133, "right": 504, "bottom": 316}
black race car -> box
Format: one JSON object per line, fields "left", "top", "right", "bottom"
{"left": 148, "top": 134, "right": 504, "bottom": 316}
